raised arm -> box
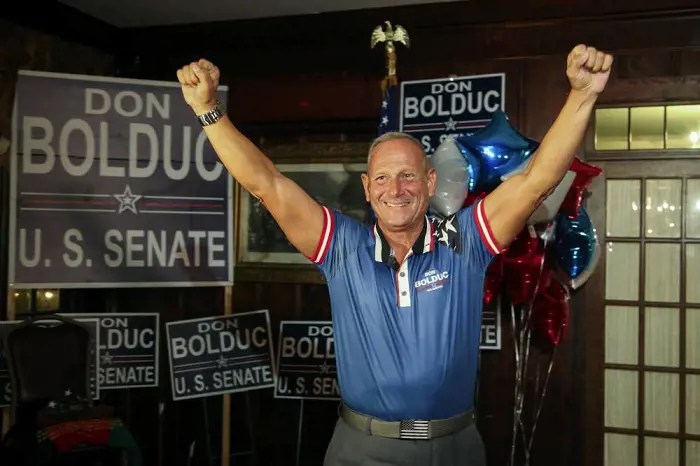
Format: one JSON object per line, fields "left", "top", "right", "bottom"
{"left": 177, "top": 59, "right": 325, "bottom": 260}
{"left": 482, "top": 44, "right": 613, "bottom": 249}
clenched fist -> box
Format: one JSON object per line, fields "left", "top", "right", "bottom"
{"left": 566, "top": 45, "right": 613, "bottom": 96}
{"left": 176, "top": 59, "right": 220, "bottom": 115}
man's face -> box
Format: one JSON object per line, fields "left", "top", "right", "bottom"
{"left": 361, "top": 138, "right": 436, "bottom": 232}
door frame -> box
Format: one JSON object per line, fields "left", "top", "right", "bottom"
{"left": 581, "top": 156, "right": 700, "bottom": 466}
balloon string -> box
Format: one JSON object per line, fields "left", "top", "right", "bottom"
{"left": 519, "top": 323, "right": 532, "bottom": 463}
{"left": 533, "top": 358, "right": 541, "bottom": 428}
{"left": 526, "top": 325, "right": 562, "bottom": 454}
{"left": 510, "top": 233, "right": 551, "bottom": 466}
{"left": 509, "top": 302, "right": 521, "bottom": 466}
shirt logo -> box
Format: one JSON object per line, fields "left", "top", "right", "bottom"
{"left": 414, "top": 269, "right": 449, "bottom": 292}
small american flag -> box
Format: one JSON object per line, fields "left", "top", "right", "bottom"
{"left": 399, "top": 419, "right": 430, "bottom": 439}
{"left": 377, "top": 74, "right": 399, "bottom": 137}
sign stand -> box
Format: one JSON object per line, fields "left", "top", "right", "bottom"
{"left": 0, "top": 288, "right": 15, "bottom": 436}
{"left": 158, "top": 402, "right": 165, "bottom": 466}
{"left": 201, "top": 398, "right": 214, "bottom": 464}
{"left": 295, "top": 399, "right": 305, "bottom": 466}
{"left": 239, "top": 392, "right": 257, "bottom": 464}
{"left": 221, "top": 287, "right": 232, "bottom": 466}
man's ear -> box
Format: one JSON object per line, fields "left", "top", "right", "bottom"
{"left": 361, "top": 173, "right": 371, "bottom": 202}
{"left": 427, "top": 168, "right": 437, "bottom": 197}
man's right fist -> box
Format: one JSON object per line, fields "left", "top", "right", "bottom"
{"left": 176, "top": 59, "right": 220, "bottom": 115}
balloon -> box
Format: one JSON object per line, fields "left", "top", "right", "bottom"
{"left": 530, "top": 274, "right": 570, "bottom": 350}
{"left": 553, "top": 206, "right": 601, "bottom": 289}
{"left": 559, "top": 158, "right": 603, "bottom": 218}
{"left": 501, "top": 229, "right": 546, "bottom": 305}
{"left": 535, "top": 221, "right": 557, "bottom": 244}
{"left": 483, "top": 255, "right": 504, "bottom": 305}
{"left": 428, "top": 137, "right": 471, "bottom": 217}
{"left": 501, "top": 159, "right": 577, "bottom": 225}
{"left": 456, "top": 110, "right": 539, "bottom": 194}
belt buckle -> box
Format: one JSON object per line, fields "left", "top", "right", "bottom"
{"left": 399, "top": 419, "right": 430, "bottom": 440}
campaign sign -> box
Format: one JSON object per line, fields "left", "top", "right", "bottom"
{"left": 67, "top": 313, "right": 159, "bottom": 389}
{"left": 0, "top": 318, "right": 101, "bottom": 407}
{"left": 399, "top": 74, "right": 506, "bottom": 155}
{"left": 8, "top": 70, "right": 233, "bottom": 288}
{"left": 480, "top": 306, "right": 502, "bottom": 350}
{"left": 274, "top": 321, "right": 338, "bottom": 401}
{"left": 166, "top": 310, "right": 276, "bottom": 401}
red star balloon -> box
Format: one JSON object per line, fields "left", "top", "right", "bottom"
{"left": 501, "top": 229, "right": 546, "bottom": 305}
{"left": 530, "top": 273, "right": 571, "bottom": 351}
{"left": 559, "top": 157, "right": 602, "bottom": 218}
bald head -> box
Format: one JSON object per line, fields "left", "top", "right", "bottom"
{"left": 367, "top": 132, "right": 427, "bottom": 169}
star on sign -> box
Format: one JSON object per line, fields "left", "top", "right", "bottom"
{"left": 101, "top": 352, "right": 113, "bottom": 365}
{"left": 48, "top": 401, "right": 57, "bottom": 408}
{"left": 382, "top": 100, "right": 388, "bottom": 109}
{"left": 381, "top": 116, "right": 389, "bottom": 126}
{"left": 64, "top": 389, "right": 72, "bottom": 397}
{"left": 114, "top": 185, "right": 142, "bottom": 214}
{"left": 217, "top": 356, "right": 227, "bottom": 368}
{"left": 444, "top": 117, "right": 457, "bottom": 131}
{"left": 319, "top": 361, "right": 330, "bottom": 374}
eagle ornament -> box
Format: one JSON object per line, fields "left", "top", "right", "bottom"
{"left": 371, "top": 21, "right": 410, "bottom": 81}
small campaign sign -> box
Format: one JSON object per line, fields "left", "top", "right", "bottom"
{"left": 0, "top": 318, "right": 101, "bottom": 407}
{"left": 274, "top": 321, "right": 338, "bottom": 401}
{"left": 399, "top": 74, "right": 506, "bottom": 155}
{"left": 8, "top": 70, "right": 233, "bottom": 288}
{"left": 67, "top": 313, "right": 160, "bottom": 389}
{"left": 166, "top": 310, "right": 276, "bottom": 401}
{"left": 480, "top": 306, "right": 502, "bottom": 350}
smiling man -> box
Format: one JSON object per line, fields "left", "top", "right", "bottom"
{"left": 176, "top": 43, "right": 612, "bottom": 466}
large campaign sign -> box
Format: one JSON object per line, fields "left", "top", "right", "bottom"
{"left": 166, "top": 310, "right": 276, "bottom": 401}
{"left": 67, "top": 313, "right": 160, "bottom": 389}
{"left": 399, "top": 74, "right": 506, "bottom": 155}
{"left": 274, "top": 321, "right": 338, "bottom": 401}
{"left": 8, "top": 70, "right": 233, "bottom": 288}
{"left": 0, "top": 318, "right": 101, "bottom": 407}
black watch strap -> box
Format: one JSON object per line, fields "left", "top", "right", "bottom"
{"left": 196, "top": 101, "right": 226, "bottom": 126}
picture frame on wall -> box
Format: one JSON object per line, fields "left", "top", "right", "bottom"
{"left": 234, "top": 142, "right": 370, "bottom": 283}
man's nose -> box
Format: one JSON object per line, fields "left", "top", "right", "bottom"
{"left": 388, "top": 177, "right": 403, "bottom": 196}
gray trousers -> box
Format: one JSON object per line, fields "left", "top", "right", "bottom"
{"left": 323, "top": 417, "right": 487, "bottom": 466}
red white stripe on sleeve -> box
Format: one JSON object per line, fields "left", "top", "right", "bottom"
{"left": 473, "top": 200, "right": 503, "bottom": 255}
{"left": 310, "top": 206, "right": 335, "bottom": 264}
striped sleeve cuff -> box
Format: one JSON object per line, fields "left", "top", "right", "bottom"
{"left": 310, "top": 206, "right": 335, "bottom": 264}
{"left": 473, "top": 200, "right": 503, "bottom": 255}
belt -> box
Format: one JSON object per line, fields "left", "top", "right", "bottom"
{"left": 339, "top": 403, "right": 475, "bottom": 440}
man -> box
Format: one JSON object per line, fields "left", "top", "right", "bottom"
{"left": 176, "top": 44, "right": 612, "bottom": 465}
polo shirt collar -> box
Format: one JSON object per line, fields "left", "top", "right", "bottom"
{"left": 372, "top": 216, "right": 435, "bottom": 266}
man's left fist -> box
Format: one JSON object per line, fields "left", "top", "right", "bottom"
{"left": 566, "top": 44, "right": 613, "bottom": 96}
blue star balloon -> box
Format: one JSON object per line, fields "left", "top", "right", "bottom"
{"left": 455, "top": 110, "right": 539, "bottom": 194}
{"left": 553, "top": 206, "right": 600, "bottom": 290}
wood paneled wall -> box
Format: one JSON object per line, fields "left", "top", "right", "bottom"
{"left": 3, "top": 1, "right": 700, "bottom": 465}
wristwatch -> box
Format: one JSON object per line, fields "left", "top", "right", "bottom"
{"left": 196, "top": 101, "right": 226, "bottom": 126}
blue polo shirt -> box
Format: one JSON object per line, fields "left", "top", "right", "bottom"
{"left": 308, "top": 200, "right": 503, "bottom": 421}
